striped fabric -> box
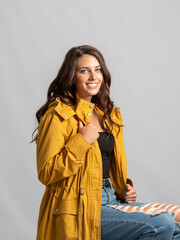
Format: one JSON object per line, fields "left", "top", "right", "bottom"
{"left": 108, "top": 203, "right": 180, "bottom": 222}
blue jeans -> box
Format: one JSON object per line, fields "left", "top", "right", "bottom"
{"left": 101, "top": 179, "right": 180, "bottom": 240}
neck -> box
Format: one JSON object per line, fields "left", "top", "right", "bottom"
{"left": 76, "top": 93, "right": 92, "bottom": 102}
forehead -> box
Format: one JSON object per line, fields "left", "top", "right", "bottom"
{"left": 76, "top": 54, "right": 100, "bottom": 68}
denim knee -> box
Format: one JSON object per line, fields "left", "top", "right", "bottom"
{"left": 160, "top": 212, "right": 175, "bottom": 236}
{"left": 151, "top": 212, "right": 175, "bottom": 240}
{"left": 137, "top": 212, "right": 175, "bottom": 240}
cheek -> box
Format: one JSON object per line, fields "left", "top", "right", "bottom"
{"left": 100, "top": 77, "right": 104, "bottom": 86}
{"left": 100, "top": 73, "right": 104, "bottom": 82}
{"left": 74, "top": 77, "right": 85, "bottom": 89}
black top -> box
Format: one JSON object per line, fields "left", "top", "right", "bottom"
{"left": 97, "top": 131, "right": 115, "bottom": 179}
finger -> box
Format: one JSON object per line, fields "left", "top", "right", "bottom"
{"left": 126, "top": 184, "right": 133, "bottom": 191}
{"left": 125, "top": 194, "right": 137, "bottom": 200}
{"left": 125, "top": 196, "right": 137, "bottom": 203}
{"left": 126, "top": 200, "right": 136, "bottom": 204}
{"left": 125, "top": 195, "right": 137, "bottom": 202}
{"left": 125, "top": 188, "right": 136, "bottom": 196}
{"left": 125, "top": 195, "right": 137, "bottom": 203}
{"left": 78, "top": 120, "right": 84, "bottom": 129}
{"left": 125, "top": 192, "right": 137, "bottom": 198}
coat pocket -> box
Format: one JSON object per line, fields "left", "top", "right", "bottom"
{"left": 52, "top": 199, "right": 79, "bottom": 239}
{"left": 53, "top": 199, "right": 78, "bottom": 215}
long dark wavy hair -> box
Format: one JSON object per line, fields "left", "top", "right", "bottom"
{"left": 31, "top": 45, "right": 121, "bottom": 143}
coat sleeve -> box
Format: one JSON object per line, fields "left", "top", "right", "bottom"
{"left": 110, "top": 107, "right": 127, "bottom": 200}
{"left": 111, "top": 108, "right": 135, "bottom": 199}
{"left": 36, "top": 113, "right": 91, "bottom": 185}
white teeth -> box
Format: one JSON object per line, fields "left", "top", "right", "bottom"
{"left": 87, "top": 83, "right": 98, "bottom": 86}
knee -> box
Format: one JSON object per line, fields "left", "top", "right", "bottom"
{"left": 156, "top": 212, "right": 175, "bottom": 238}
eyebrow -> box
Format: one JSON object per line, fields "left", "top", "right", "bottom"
{"left": 78, "top": 65, "right": 101, "bottom": 70}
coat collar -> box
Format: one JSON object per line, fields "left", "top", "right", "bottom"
{"left": 54, "top": 93, "right": 121, "bottom": 126}
{"left": 54, "top": 93, "right": 96, "bottom": 125}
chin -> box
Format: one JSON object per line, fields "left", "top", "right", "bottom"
{"left": 88, "top": 88, "right": 100, "bottom": 95}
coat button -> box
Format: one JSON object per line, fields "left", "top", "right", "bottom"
{"left": 89, "top": 104, "right": 93, "bottom": 108}
{"left": 112, "top": 116, "right": 115, "bottom": 119}
{"left": 64, "top": 114, "right": 67, "bottom": 118}
{"left": 87, "top": 113, "right": 91, "bottom": 116}
{"left": 80, "top": 187, "right": 85, "bottom": 195}
{"left": 57, "top": 108, "right": 60, "bottom": 111}
{"left": 118, "top": 152, "right": 120, "bottom": 155}
{"left": 55, "top": 208, "right": 59, "bottom": 213}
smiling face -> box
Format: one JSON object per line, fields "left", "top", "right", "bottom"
{"left": 74, "top": 54, "right": 103, "bottom": 102}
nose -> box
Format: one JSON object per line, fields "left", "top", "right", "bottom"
{"left": 89, "top": 71, "right": 97, "bottom": 80}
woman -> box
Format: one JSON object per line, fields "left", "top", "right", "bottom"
{"left": 33, "top": 45, "right": 180, "bottom": 240}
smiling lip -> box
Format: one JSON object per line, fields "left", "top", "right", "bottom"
{"left": 86, "top": 83, "right": 98, "bottom": 89}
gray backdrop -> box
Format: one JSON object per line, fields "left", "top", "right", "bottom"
{"left": 1, "top": 0, "right": 180, "bottom": 239}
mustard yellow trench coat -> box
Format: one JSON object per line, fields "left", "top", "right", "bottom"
{"left": 36, "top": 94, "right": 128, "bottom": 240}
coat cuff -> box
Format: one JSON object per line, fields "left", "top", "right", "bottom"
{"left": 65, "top": 132, "right": 91, "bottom": 161}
